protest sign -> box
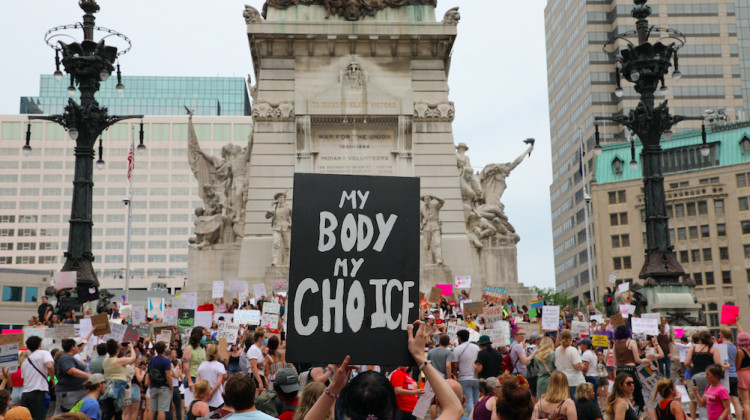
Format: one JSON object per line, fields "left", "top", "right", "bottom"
{"left": 428, "top": 287, "right": 441, "bottom": 303}
{"left": 618, "top": 282, "right": 630, "bottom": 294}
{"left": 120, "top": 305, "right": 132, "bottom": 320}
{"left": 0, "top": 334, "right": 24, "bottom": 347}
{"left": 541, "top": 306, "right": 559, "bottom": 331}
{"left": 446, "top": 324, "right": 465, "bottom": 343}
{"left": 261, "top": 302, "right": 281, "bottom": 328}
{"left": 463, "top": 302, "right": 483, "bottom": 317}
{"left": 132, "top": 307, "right": 146, "bottom": 325}
{"left": 53, "top": 324, "right": 75, "bottom": 340}
{"left": 214, "top": 313, "right": 234, "bottom": 323}
{"left": 454, "top": 276, "right": 471, "bottom": 289}
{"left": 0, "top": 342, "right": 19, "bottom": 373}
{"left": 228, "top": 280, "right": 247, "bottom": 294}
{"left": 212, "top": 282, "right": 224, "bottom": 299}
{"left": 57, "top": 296, "right": 79, "bottom": 313}
{"left": 637, "top": 362, "right": 662, "bottom": 401}
{"left": 91, "top": 313, "right": 111, "bottom": 335}
{"left": 157, "top": 330, "right": 172, "bottom": 344}
{"left": 77, "top": 286, "right": 99, "bottom": 303}
{"left": 217, "top": 322, "right": 240, "bottom": 344}
{"left": 721, "top": 305, "right": 740, "bottom": 325}
{"left": 218, "top": 337, "right": 230, "bottom": 361}
{"left": 234, "top": 310, "right": 261, "bottom": 326}
{"left": 571, "top": 321, "right": 589, "bottom": 336}
{"left": 54, "top": 271, "right": 77, "bottom": 289}
{"left": 177, "top": 309, "right": 195, "bottom": 333}
{"left": 182, "top": 293, "right": 198, "bottom": 310}
{"left": 435, "top": 284, "right": 453, "bottom": 296}
{"left": 123, "top": 326, "right": 138, "bottom": 344}
{"left": 641, "top": 312, "right": 661, "bottom": 320}
{"left": 590, "top": 314, "right": 604, "bottom": 324}
{"left": 412, "top": 382, "right": 434, "bottom": 419}
{"left": 487, "top": 321, "right": 511, "bottom": 347}
{"left": 610, "top": 313, "right": 626, "bottom": 327}
{"left": 619, "top": 304, "right": 634, "bottom": 318}
{"left": 518, "top": 323, "right": 541, "bottom": 338}
{"left": 608, "top": 272, "right": 617, "bottom": 284}
{"left": 254, "top": 283, "right": 267, "bottom": 299}
{"left": 481, "top": 287, "right": 508, "bottom": 305}
{"left": 163, "top": 308, "right": 179, "bottom": 325}
{"left": 148, "top": 297, "right": 164, "bottom": 319}
{"left": 483, "top": 306, "right": 503, "bottom": 322}
{"left": 674, "top": 328, "right": 684, "bottom": 338}
{"left": 675, "top": 385, "right": 691, "bottom": 403}
{"left": 103, "top": 322, "right": 127, "bottom": 342}
{"left": 272, "top": 280, "right": 289, "bottom": 295}
{"left": 195, "top": 311, "right": 213, "bottom": 329}
{"left": 631, "top": 317, "right": 659, "bottom": 336}
{"left": 137, "top": 324, "right": 151, "bottom": 339}
{"left": 592, "top": 335, "right": 609, "bottom": 347}
{"left": 287, "top": 173, "right": 420, "bottom": 365}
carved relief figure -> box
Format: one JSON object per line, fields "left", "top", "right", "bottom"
{"left": 266, "top": 192, "right": 292, "bottom": 266}
{"left": 342, "top": 62, "right": 364, "bottom": 89}
{"left": 263, "top": 0, "right": 437, "bottom": 21}
{"left": 456, "top": 143, "right": 483, "bottom": 205}
{"left": 479, "top": 141, "right": 534, "bottom": 206}
{"left": 420, "top": 195, "right": 444, "bottom": 264}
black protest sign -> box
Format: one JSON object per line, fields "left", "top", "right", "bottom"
{"left": 77, "top": 286, "right": 99, "bottom": 303}
{"left": 287, "top": 173, "right": 420, "bottom": 365}
{"left": 177, "top": 309, "right": 195, "bottom": 333}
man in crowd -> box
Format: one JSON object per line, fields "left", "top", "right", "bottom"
{"left": 474, "top": 335, "right": 501, "bottom": 380}
{"left": 223, "top": 373, "right": 276, "bottom": 420}
{"left": 272, "top": 368, "right": 300, "bottom": 420}
{"left": 454, "top": 329, "right": 479, "bottom": 414}
{"left": 147, "top": 341, "right": 173, "bottom": 420}
{"left": 37, "top": 295, "right": 53, "bottom": 324}
{"left": 427, "top": 334, "right": 453, "bottom": 379}
{"left": 89, "top": 343, "right": 108, "bottom": 374}
{"left": 21, "top": 336, "right": 54, "bottom": 420}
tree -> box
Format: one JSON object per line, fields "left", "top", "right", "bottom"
{"left": 533, "top": 286, "right": 572, "bottom": 309}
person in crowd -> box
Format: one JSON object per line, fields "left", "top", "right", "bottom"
{"left": 20, "top": 335, "right": 54, "bottom": 420}
{"left": 606, "top": 373, "right": 637, "bottom": 420}
{"left": 214, "top": 298, "right": 229, "bottom": 313}
{"left": 613, "top": 324, "right": 654, "bottom": 413}
{"left": 55, "top": 338, "right": 91, "bottom": 414}
{"left": 5, "top": 406, "right": 33, "bottom": 420}
{"left": 182, "top": 327, "right": 207, "bottom": 398}
{"left": 657, "top": 324, "right": 674, "bottom": 380}
{"left": 227, "top": 344, "right": 243, "bottom": 375}
{"left": 147, "top": 341, "right": 173, "bottom": 420}
{"left": 578, "top": 339, "right": 598, "bottom": 399}
{"left": 555, "top": 330, "right": 585, "bottom": 404}
{"left": 123, "top": 360, "right": 142, "bottom": 420}
{"left": 10, "top": 352, "right": 28, "bottom": 407}
{"left": 653, "top": 379, "right": 686, "bottom": 420}
{"left": 693, "top": 364, "right": 730, "bottom": 420}
{"left": 37, "top": 296, "right": 52, "bottom": 324}
{"left": 169, "top": 340, "right": 183, "bottom": 361}
{"left": 719, "top": 327, "right": 742, "bottom": 420}
{"left": 221, "top": 374, "right": 274, "bottom": 420}
{"left": 186, "top": 380, "right": 211, "bottom": 420}
{"left": 531, "top": 372, "right": 576, "bottom": 420}
{"left": 246, "top": 330, "right": 268, "bottom": 395}
{"left": 89, "top": 344, "right": 108, "bottom": 375}
{"left": 674, "top": 335, "right": 692, "bottom": 379}
{"left": 390, "top": 365, "right": 424, "bottom": 420}
{"left": 101, "top": 341, "right": 136, "bottom": 420}
{"left": 267, "top": 336, "right": 287, "bottom": 388}
{"left": 494, "top": 376, "right": 533, "bottom": 420}
{"left": 76, "top": 373, "right": 106, "bottom": 420}
{"left": 474, "top": 335, "right": 501, "bottom": 380}
{"left": 475, "top": 317, "right": 486, "bottom": 332}
{"left": 469, "top": 376, "right": 498, "bottom": 420}
{"left": 685, "top": 330, "right": 723, "bottom": 420}
{"left": 575, "top": 382, "right": 602, "bottom": 420}
{"left": 737, "top": 331, "right": 750, "bottom": 420}
{"left": 533, "top": 337, "right": 556, "bottom": 400}
{"left": 427, "top": 334, "right": 453, "bottom": 379}
{"left": 304, "top": 321, "right": 462, "bottom": 420}
{"left": 509, "top": 330, "right": 535, "bottom": 379}
{"left": 293, "top": 382, "right": 324, "bottom": 420}
{"left": 0, "top": 390, "right": 10, "bottom": 420}
{"left": 269, "top": 368, "right": 300, "bottom": 420}
{"left": 166, "top": 358, "right": 182, "bottom": 420}
{"left": 454, "top": 329, "right": 479, "bottom": 414}
{"left": 195, "top": 344, "right": 226, "bottom": 411}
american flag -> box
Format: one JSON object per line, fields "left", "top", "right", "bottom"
{"left": 127, "top": 146, "right": 134, "bottom": 180}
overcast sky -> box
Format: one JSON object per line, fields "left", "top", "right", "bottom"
{"left": 0, "top": 0, "right": 555, "bottom": 290}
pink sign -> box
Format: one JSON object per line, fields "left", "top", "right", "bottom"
{"left": 435, "top": 284, "right": 453, "bottom": 296}
{"left": 721, "top": 304, "right": 740, "bottom": 325}
{"left": 674, "top": 328, "right": 684, "bottom": 338}
{"left": 1, "top": 329, "right": 22, "bottom": 335}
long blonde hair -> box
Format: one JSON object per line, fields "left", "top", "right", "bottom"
{"left": 544, "top": 372, "right": 570, "bottom": 404}
{"left": 536, "top": 337, "right": 555, "bottom": 362}
{"left": 560, "top": 329, "right": 573, "bottom": 348}
{"left": 18, "top": 351, "right": 29, "bottom": 368}
{"left": 293, "top": 382, "right": 326, "bottom": 420}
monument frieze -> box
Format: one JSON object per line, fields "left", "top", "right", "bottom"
{"left": 263, "top": 0, "right": 438, "bottom": 21}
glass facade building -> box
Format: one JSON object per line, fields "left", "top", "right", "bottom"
{"left": 20, "top": 75, "right": 251, "bottom": 116}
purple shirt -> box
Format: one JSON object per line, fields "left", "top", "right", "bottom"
{"left": 509, "top": 343, "right": 526, "bottom": 375}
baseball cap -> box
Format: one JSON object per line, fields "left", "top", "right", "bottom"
{"left": 74, "top": 338, "right": 84, "bottom": 346}
{"left": 274, "top": 368, "right": 300, "bottom": 394}
{"left": 87, "top": 373, "right": 106, "bottom": 385}
{"left": 5, "top": 407, "right": 32, "bottom": 420}
{"left": 527, "top": 333, "right": 542, "bottom": 343}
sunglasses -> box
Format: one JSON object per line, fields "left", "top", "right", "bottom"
{"left": 624, "top": 381, "right": 635, "bottom": 386}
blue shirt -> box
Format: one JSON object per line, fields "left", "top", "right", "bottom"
{"left": 81, "top": 396, "right": 102, "bottom": 420}
{"left": 229, "top": 411, "right": 277, "bottom": 420}
{"left": 726, "top": 343, "right": 738, "bottom": 378}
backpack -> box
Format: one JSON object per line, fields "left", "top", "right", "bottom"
{"left": 69, "top": 398, "right": 86, "bottom": 413}
{"left": 501, "top": 354, "right": 513, "bottom": 373}
{"left": 255, "top": 391, "right": 297, "bottom": 418}
{"left": 148, "top": 358, "right": 167, "bottom": 388}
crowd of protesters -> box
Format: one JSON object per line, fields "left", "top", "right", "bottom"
{"left": 0, "top": 289, "right": 744, "bottom": 420}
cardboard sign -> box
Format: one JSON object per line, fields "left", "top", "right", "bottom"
{"left": 54, "top": 271, "right": 77, "bottom": 289}
{"left": 721, "top": 305, "right": 740, "bottom": 325}
{"left": 541, "top": 306, "right": 560, "bottom": 331}
{"left": 261, "top": 302, "right": 280, "bottom": 328}
{"left": 454, "top": 276, "right": 471, "bottom": 289}
{"left": 218, "top": 337, "right": 229, "bottom": 362}
{"left": 234, "top": 310, "right": 261, "bottom": 325}
{"left": 463, "top": 301, "right": 483, "bottom": 316}
{"left": 195, "top": 311, "right": 213, "bottom": 329}
{"left": 592, "top": 335, "right": 609, "bottom": 347}
{"left": 483, "top": 306, "right": 503, "bottom": 322}
{"left": 91, "top": 313, "right": 111, "bottom": 336}
{"left": 228, "top": 280, "right": 247, "bottom": 294}
{"left": 148, "top": 297, "right": 164, "bottom": 319}
{"left": 286, "top": 173, "right": 420, "bottom": 365}
{"left": 481, "top": 287, "right": 508, "bottom": 305}
{"left": 177, "top": 309, "right": 195, "bottom": 332}
{"left": 0, "top": 333, "right": 24, "bottom": 347}
{"left": 610, "top": 313, "right": 626, "bottom": 328}
{"left": 254, "top": 283, "right": 267, "bottom": 299}
{"left": 216, "top": 322, "right": 240, "bottom": 344}
{"left": 429, "top": 287, "right": 442, "bottom": 303}
{"left": 212, "top": 282, "right": 224, "bottom": 299}
{"left": 132, "top": 307, "right": 146, "bottom": 325}
{"left": 0, "top": 343, "right": 19, "bottom": 373}
{"left": 163, "top": 308, "right": 179, "bottom": 325}
{"left": 272, "top": 280, "right": 289, "bottom": 295}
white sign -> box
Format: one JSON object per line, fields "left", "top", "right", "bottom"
{"left": 228, "top": 281, "right": 247, "bottom": 294}
{"left": 608, "top": 272, "right": 617, "bottom": 284}
{"left": 216, "top": 322, "right": 240, "bottom": 344}
{"left": 23, "top": 327, "right": 46, "bottom": 343}
{"left": 446, "top": 324, "right": 465, "bottom": 343}
{"left": 261, "top": 302, "right": 280, "bottom": 328}
{"left": 214, "top": 313, "right": 234, "bottom": 323}
{"left": 79, "top": 319, "right": 92, "bottom": 339}
{"left": 641, "top": 312, "right": 661, "bottom": 320}
{"left": 541, "top": 306, "right": 560, "bottom": 331}
{"left": 631, "top": 317, "right": 659, "bottom": 336}
{"left": 132, "top": 307, "right": 146, "bottom": 325}
{"left": 148, "top": 298, "right": 164, "bottom": 319}
{"left": 119, "top": 305, "right": 132, "bottom": 320}
{"left": 412, "top": 382, "right": 434, "bottom": 419}
{"left": 571, "top": 321, "right": 590, "bottom": 336}
{"left": 590, "top": 314, "right": 604, "bottom": 324}
{"left": 182, "top": 293, "right": 198, "bottom": 310}
{"left": 102, "top": 322, "right": 127, "bottom": 342}
{"left": 163, "top": 308, "right": 179, "bottom": 325}
{"left": 54, "top": 271, "right": 77, "bottom": 289}
{"left": 455, "top": 275, "right": 471, "bottom": 289}
{"left": 0, "top": 343, "right": 20, "bottom": 373}
{"left": 487, "top": 321, "right": 511, "bottom": 347}
{"left": 254, "top": 283, "right": 267, "bottom": 298}
{"left": 157, "top": 330, "right": 172, "bottom": 344}
{"left": 212, "top": 282, "right": 225, "bottom": 299}
{"left": 234, "top": 310, "right": 261, "bottom": 325}
{"left": 617, "top": 282, "right": 630, "bottom": 294}
{"left": 195, "top": 311, "right": 213, "bottom": 329}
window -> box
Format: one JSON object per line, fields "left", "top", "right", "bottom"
{"left": 15, "top": 256, "right": 35, "bottom": 264}
{"left": 25, "top": 287, "right": 37, "bottom": 302}
{"left": 743, "top": 221, "right": 750, "bottom": 234}
{"left": 680, "top": 250, "right": 689, "bottom": 263}
{"left": 703, "top": 248, "right": 712, "bottom": 261}
{"left": 714, "top": 199, "right": 724, "bottom": 214}
{"left": 0, "top": 215, "right": 14, "bottom": 223}
{"left": 669, "top": 229, "right": 675, "bottom": 242}
{"left": 17, "top": 242, "right": 36, "bottom": 251}
{"left": 740, "top": 197, "right": 749, "bottom": 211}
{"left": 618, "top": 191, "right": 626, "bottom": 203}
{"left": 0, "top": 257, "right": 10, "bottom": 264}
{"left": 612, "top": 236, "right": 621, "bottom": 248}
{"left": 717, "top": 224, "right": 726, "bottom": 236}
{"left": 701, "top": 225, "right": 710, "bottom": 238}
{"left": 694, "top": 273, "right": 703, "bottom": 285}
{"left": 722, "top": 271, "right": 732, "bottom": 284}
{"left": 738, "top": 173, "right": 748, "bottom": 187}
{"left": 0, "top": 243, "right": 12, "bottom": 251}
{"left": 667, "top": 206, "right": 673, "bottom": 218}
{"left": 692, "top": 249, "right": 701, "bottom": 262}
{"left": 675, "top": 204, "right": 685, "bottom": 217}
{"left": 687, "top": 202, "right": 696, "bottom": 216}
{"left": 698, "top": 201, "right": 708, "bottom": 215}
{"left": 620, "top": 212, "right": 628, "bottom": 225}
{"left": 678, "top": 227, "right": 687, "bottom": 240}
{"left": 623, "top": 256, "right": 632, "bottom": 269}
{"left": 2, "top": 286, "right": 22, "bottom": 302}
{"left": 610, "top": 214, "right": 619, "bottom": 226}
{"left": 705, "top": 272, "right": 715, "bottom": 285}
{"left": 621, "top": 234, "right": 630, "bottom": 247}
{"left": 689, "top": 226, "right": 699, "bottom": 239}
{"left": 0, "top": 229, "right": 13, "bottom": 237}
{"left": 609, "top": 192, "right": 617, "bottom": 204}
{"left": 720, "top": 247, "right": 729, "bottom": 260}
{"left": 613, "top": 257, "right": 622, "bottom": 270}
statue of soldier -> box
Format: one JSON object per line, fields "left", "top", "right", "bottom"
{"left": 266, "top": 192, "right": 292, "bottom": 266}
{"left": 421, "top": 195, "right": 445, "bottom": 264}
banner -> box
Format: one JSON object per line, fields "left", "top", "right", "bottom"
{"left": 287, "top": 173, "right": 420, "bottom": 365}
{"left": 212, "top": 282, "right": 224, "bottom": 299}
{"left": 54, "top": 271, "right": 77, "bottom": 289}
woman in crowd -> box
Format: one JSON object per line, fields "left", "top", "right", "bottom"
{"left": 101, "top": 341, "right": 137, "bottom": 420}
{"left": 266, "top": 335, "right": 287, "bottom": 388}
{"left": 182, "top": 327, "right": 207, "bottom": 395}
{"left": 532, "top": 372, "right": 576, "bottom": 420}
{"left": 476, "top": 317, "right": 486, "bottom": 332}
{"left": 62, "top": 311, "right": 76, "bottom": 325}
{"left": 246, "top": 330, "right": 268, "bottom": 394}
{"left": 185, "top": 380, "right": 211, "bottom": 420}
{"left": 120, "top": 353, "right": 136, "bottom": 420}
{"left": 693, "top": 364, "right": 729, "bottom": 420}
{"left": 685, "top": 330, "right": 723, "bottom": 420}
{"left": 0, "top": 390, "right": 10, "bottom": 420}
{"left": 209, "top": 322, "right": 219, "bottom": 340}
{"left": 214, "top": 297, "right": 228, "bottom": 313}
{"left": 227, "top": 344, "right": 243, "bottom": 375}
{"left": 495, "top": 376, "right": 534, "bottom": 420}
{"left": 54, "top": 338, "right": 91, "bottom": 415}
{"left": 606, "top": 373, "right": 638, "bottom": 420}
{"left": 293, "top": 382, "right": 325, "bottom": 420}
{"left": 613, "top": 324, "right": 654, "bottom": 412}
{"left": 586, "top": 301, "right": 597, "bottom": 317}
{"left": 533, "top": 337, "right": 556, "bottom": 399}
{"left": 195, "top": 344, "right": 227, "bottom": 411}
{"left": 304, "top": 321, "right": 462, "bottom": 420}
{"left": 470, "top": 376, "right": 499, "bottom": 420}
{"left": 737, "top": 332, "right": 750, "bottom": 420}
{"left": 574, "top": 383, "right": 602, "bottom": 420}
{"left": 555, "top": 330, "right": 586, "bottom": 403}
{"left": 124, "top": 360, "right": 144, "bottom": 420}
{"left": 653, "top": 379, "right": 687, "bottom": 420}
{"left": 168, "top": 358, "right": 183, "bottom": 420}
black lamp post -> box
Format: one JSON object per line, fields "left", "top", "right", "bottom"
{"left": 24, "top": 0, "right": 144, "bottom": 289}
{"left": 592, "top": 0, "right": 706, "bottom": 285}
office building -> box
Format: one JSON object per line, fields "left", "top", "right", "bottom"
{"left": 544, "top": 0, "right": 750, "bottom": 304}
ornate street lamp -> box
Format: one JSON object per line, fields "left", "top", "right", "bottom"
{"left": 23, "top": 0, "right": 144, "bottom": 289}
{"left": 594, "top": 0, "right": 705, "bottom": 286}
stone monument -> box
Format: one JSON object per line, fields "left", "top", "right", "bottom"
{"left": 184, "top": 1, "right": 538, "bottom": 305}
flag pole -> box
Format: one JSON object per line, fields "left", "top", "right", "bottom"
{"left": 124, "top": 124, "right": 135, "bottom": 303}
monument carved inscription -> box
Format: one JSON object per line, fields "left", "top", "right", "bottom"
{"left": 312, "top": 124, "right": 397, "bottom": 175}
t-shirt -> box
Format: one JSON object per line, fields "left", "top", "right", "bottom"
{"left": 427, "top": 347, "right": 453, "bottom": 378}
{"left": 197, "top": 360, "right": 226, "bottom": 408}
{"left": 704, "top": 383, "right": 729, "bottom": 420}
{"left": 554, "top": 346, "right": 585, "bottom": 386}
{"left": 246, "top": 344, "right": 265, "bottom": 374}
{"left": 276, "top": 397, "right": 298, "bottom": 420}
{"left": 675, "top": 343, "right": 692, "bottom": 363}
{"left": 453, "top": 342, "right": 479, "bottom": 381}
{"left": 509, "top": 343, "right": 526, "bottom": 375}
{"left": 390, "top": 368, "right": 418, "bottom": 412}
{"left": 80, "top": 396, "right": 102, "bottom": 420}
{"left": 89, "top": 355, "right": 106, "bottom": 375}
{"left": 148, "top": 355, "right": 172, "bottom": 388}
{"left": 55, "top": 353, "right": 88, "bottom": 392}
{"left": 475, "top": 348, "right": 502, "bottom": 379}
{"left": 576, "top": 399, "right": 602, "bottom": 420}
{"left": 582, "top": 350, "right": 598, "bottom": 377}
{"left": 229, "top": 410, "right": 277, "bottom": 420}
{"left": 725, "top": 343, "right": 738, "bottom": 378}
{"left": 22, "top": 349, "right": 54, "bottom": 392}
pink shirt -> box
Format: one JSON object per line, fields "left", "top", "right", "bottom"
{"left": 704, "top": 384, "right": 729, "bottom": 420}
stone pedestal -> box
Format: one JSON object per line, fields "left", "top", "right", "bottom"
{"left": 642, "top": 284, "right": 701, "bottom": 325}
{"left": 420, "top": 264, "right": 453, "bottom": 295}
{"left": 477, "top": 245, "right": 536, "bottom": 305}
{"left": 185, "top": 244, "right": 241, "bottom": 302}
{"left": 264, "top": 265, "right": 290, "bottom": 296}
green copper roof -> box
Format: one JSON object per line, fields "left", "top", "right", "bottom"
{"left": 595, "top": 122, "right": 750, "bottom": 184}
